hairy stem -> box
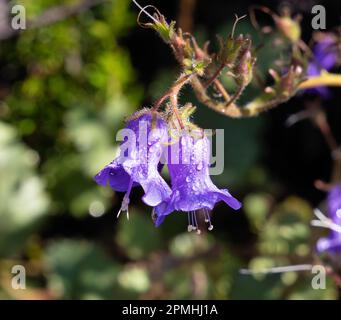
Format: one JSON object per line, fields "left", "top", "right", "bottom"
{"left": 191, "top": 76, "right": 285, "bottom": 118}
{"left": 191, "top": 71, "right": 341, "bottom": 118}
{"left": 204, "top": 64, "right": 225, "bottom": 89}
{"left": 170, "top": 93, "right": 184, "bottom": 129}
{"left": 152, "top": 73, "right": 192, "bottom": 111}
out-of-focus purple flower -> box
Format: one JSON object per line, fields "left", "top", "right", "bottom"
{"left": 316, "top": 184, "right": 341, "bottom": 253}
{"left": 306, "top": 35, "right": 338, "bottom": 98}
{"left": 154, "top": 132, "right": 241, "bottom": 232}
{"left": 94, "top": 110, "right": 171, "bottom": 218}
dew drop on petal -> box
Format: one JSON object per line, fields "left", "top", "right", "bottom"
{"left": 337, "top": 209, "right": 341, "bottom": 218}
{"left": 192, "top": 183, "right": 200, "bottom": 193}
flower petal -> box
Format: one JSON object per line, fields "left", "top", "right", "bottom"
{"left": 94, "top": 161, "right": 132, "bottom": 192}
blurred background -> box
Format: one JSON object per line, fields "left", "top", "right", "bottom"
{"left": 0, "top": 0, "right": 341, "bottom": 299}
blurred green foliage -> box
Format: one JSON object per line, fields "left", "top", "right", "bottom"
{"left": 0, "top": 0, "right": 338, "bottom": 300}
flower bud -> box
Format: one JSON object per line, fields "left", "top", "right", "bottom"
{"left": 233, "top": 39, "right": 256, "bottom": 87}
{"left": 276, "top": 15, "right": 301, "bottom": 43}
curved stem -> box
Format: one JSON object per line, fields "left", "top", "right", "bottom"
{"left": 170, "top": 93, "right": 184, "bottom": 129}
{"left": 298, "top": 73, "right": 341, "bottom": 90}
{"left": 152, "top": 73, "right": 192, "bottom": 111}
{"left": 204, "top": 64, "right": 225, "bottom": 89}
{"left": 191, "top": 72, "right": 341, "bottom": 118}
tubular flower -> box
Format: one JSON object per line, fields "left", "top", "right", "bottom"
{"left": 94, "top": 110, "right": 171, "bottom": 218}
{"left": 316, "top": 184, "right": 341, "bottom": 253}
{"left": 154, "top": 131, "right": 241, "bottom": 232}
{"left": 307, "top": 35, "right": 338, "bottom": 98}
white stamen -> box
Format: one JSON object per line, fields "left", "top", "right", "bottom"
{"left": 117, "top": 193, "right": 130, "bottom": 220}
{"left": 192, "top": 211, "right": 198, "bottom": 230}
{"left": 187, "top": 212, "right": 193, "bottom": 232}
{"left": 203, "top": 208, "right": 213, "bottom": 231}
{"left": 117, "top": 209, "right": 122, "bottom": 218}
{"left": 337, "top": 209, "right": 341, "bottom": 219}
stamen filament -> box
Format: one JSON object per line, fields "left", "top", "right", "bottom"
{"left": 187, "top": 212, "right": 193, "bottom": 232}
{"left": 117, "top": 179, "right": 134, "bottom": 220}
{"left": 192, "top": 211, "right": 198, "bottom": 230}
{"left": 203, "top": 208, "right": 214, "bottom": 231}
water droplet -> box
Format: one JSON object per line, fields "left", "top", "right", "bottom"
{"left": 192, "top": 183, "right": 200, "bottom": 192}
{"left": 149, "top": 146, "right": 156, "bottom": 153}
{"left": 337, "top": 209, "right": 341, "bottom": 218}
{"left": 196, "top": 162, "right": 203, "bottom": 171}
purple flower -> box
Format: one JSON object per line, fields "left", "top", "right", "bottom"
{"left": 154, "top": 132, "right": 241, "bottom": 232}
{"left": 316, "top": 184, "right": 341, "bottom": 253}
{"left": 94, "top": 110, "right": 171, "bottom": 218}
{"left": 306, "top": 35, "right": 338, "bottom": 98}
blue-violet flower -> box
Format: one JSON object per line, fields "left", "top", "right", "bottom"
{"left": 315, "top": 184, "right": 341, "bottom": 253}
{"left": 94, "top": 110, "right": 171, "bottom": 219}
{"left": 154, "top": 131, "right": 241, "bottom": 233}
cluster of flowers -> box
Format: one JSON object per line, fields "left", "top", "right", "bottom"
{"left": 94, "top": 29, "right": 341, "bottom": 264}
{"left": 94, "top": 109, "right": 241, "bottom": 233}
